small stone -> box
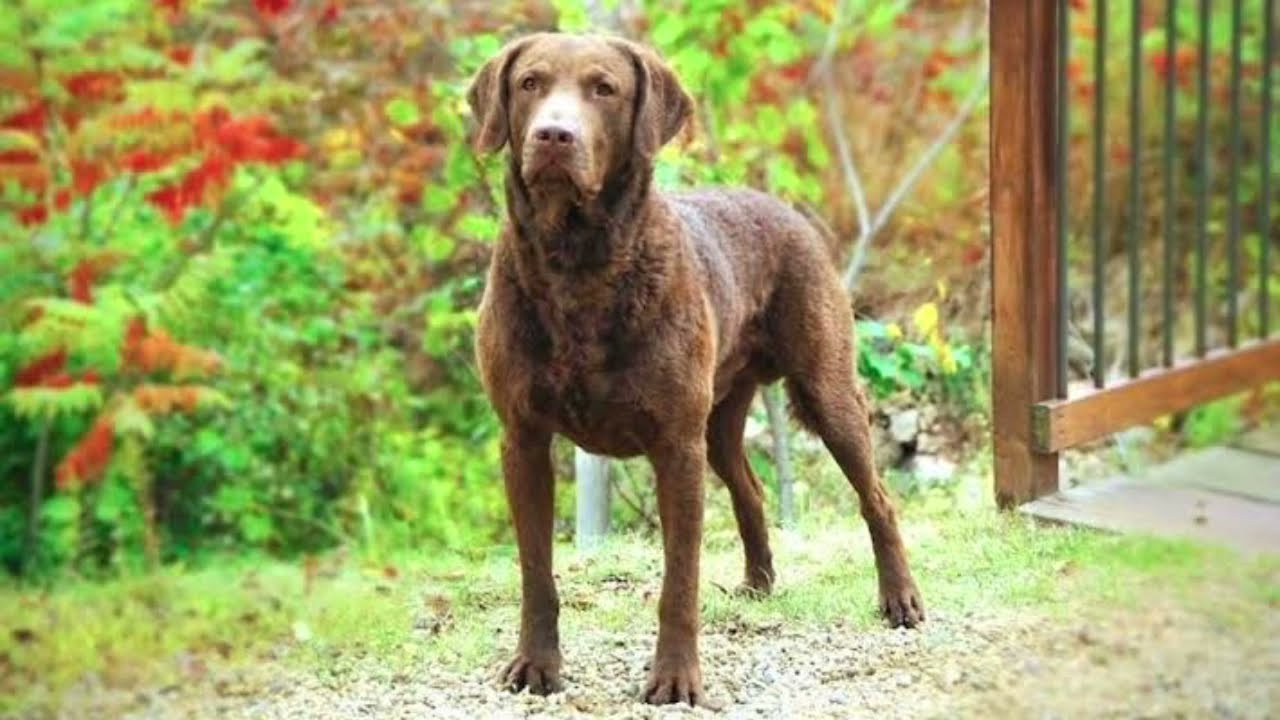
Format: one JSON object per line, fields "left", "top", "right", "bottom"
{"left": 889, "top": 409, "right": 921, "bottom": 444}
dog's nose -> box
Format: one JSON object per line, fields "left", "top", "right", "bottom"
{"left": 532, "top": 123, "right": 576, "bottom": 146}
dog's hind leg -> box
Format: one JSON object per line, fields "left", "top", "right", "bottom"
{"left": 783, "top": 367, "right": 923, "bottom": 627}
{"left": 768, "top": 266, "right": 924, "bottom": 628}
{"left": 706, "top": 376, "right": 775, "bottom": 594}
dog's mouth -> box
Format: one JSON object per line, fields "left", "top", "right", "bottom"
{"left": 521, "top": 154, "right": 600, "bottom": 200}
{"left": 528, "top": 160, "right": 574, "bottom": 185}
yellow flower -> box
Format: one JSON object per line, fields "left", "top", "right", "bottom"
{"left": 937, "top": 343, "right": 958, "bottom": 375}
{"left": 912, "top": 302, "right": 939, "bottom": 338}
{"left": 885, "top": 322, "right": 904, "bottom": 341}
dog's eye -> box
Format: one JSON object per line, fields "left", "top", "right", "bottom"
{"left": 520, "top": 76, "right": 538, "bottom": 92}
{"left": 594, "top": 82, "right": 616, "bottom": 97}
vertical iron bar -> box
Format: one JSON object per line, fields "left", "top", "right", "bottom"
{"left": 1262, "top": 0, "right": 1275, "bottom": 338}
{"left": 1161, "top": 0, "right": 1176, "bottom": 366}
{"left": 1195, "top": 0, "right": 1210, "bottom": 356}
{"left": 1056, "top": 0, "right": 1069, "bottom": 397}
{"left": 1227, "top": 0, "right": 1243, "bottom": 347}
{"left": 1128, "top": 0, "right": 1142, "bottom": 378}
{"left": 1093, "top": 0, "right": 1108, "bottom": 386}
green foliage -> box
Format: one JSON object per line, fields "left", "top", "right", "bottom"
{"left": 646, "top": 0, "right": 830, "bottom": 203}
{"left": 1181, "top": 396, "right": 1244, "bottom": 449}
{"left": 855, "top": 292, "right": 984, "bottom": 416}
{"left": 2, "top": 0, "right": 997, "bottom": 579}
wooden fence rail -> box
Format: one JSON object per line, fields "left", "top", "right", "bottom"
{"left": 990, "top": 0, "right": 1279, "bottom": 507}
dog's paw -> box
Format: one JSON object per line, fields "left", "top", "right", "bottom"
{"left": 642, "top": 659, "right": 703, "bottom": 706}
{"left": 502, "top": 653, "right": 562, "bottom": 695}
{"left": 879, "top": 578, "right": 925, "bottom": 629}
{"left": 734, "top": 565, "right": 775, "bottom": 598}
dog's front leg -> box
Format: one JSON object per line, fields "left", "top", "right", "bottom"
{"left": 500, "top": 424, "right": 562, "bottom": 695}
{"left": 643, "top": 436, "right": 706, "bottom": 706}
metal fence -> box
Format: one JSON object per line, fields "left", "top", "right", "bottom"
{"left": 991, "top": 0, "right": 1279, "bottom": 507}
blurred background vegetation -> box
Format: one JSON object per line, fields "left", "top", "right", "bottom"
{"left": 1, "top": 0, "right": 1275, "bottom": 580}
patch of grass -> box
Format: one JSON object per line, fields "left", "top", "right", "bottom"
{"left": 3, "top": 464, "right": 1278, "bottom": 717}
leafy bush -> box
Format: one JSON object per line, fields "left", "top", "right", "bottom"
{"left": 2, "top": 0, "right": 994, "bottom": 576}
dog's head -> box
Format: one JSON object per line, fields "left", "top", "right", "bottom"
{"left": 467, "top": 33, "right": 692, "bottom": 202}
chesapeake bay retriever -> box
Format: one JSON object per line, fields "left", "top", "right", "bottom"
{"left": 468, "top": 32, "right": 923, "bottom": 706}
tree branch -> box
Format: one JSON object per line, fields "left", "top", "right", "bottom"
{"left": 821, "top": 76, "right": 871, "bottom": 240}
{"left": 813, "top": 0, "right": 870, "bottom": 239}
{"left": 762, "top": 384, "right": 796, "bottom": 529}
{"left": 812, "top": 0, "right": 992, "bottom": 293}
{"left": 611, "top": 462, "right": 658, "bottom": 531}
{"left": 842, "top": 71, "right": 989, "bottom": 291}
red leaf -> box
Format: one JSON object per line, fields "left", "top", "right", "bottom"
{"left": 1, "top": 102, "right": 45, "bottom": 132}
{"left": 17, "top": 204, "right": 47, "bottom": 226}
{"left": 60, "top": 109, "right": 82, "bottom": 133}
{"left": 56, "top": 417, "right": 115, "bottom": 490}
{"left": 14, "top": 349, "right": 67, "bottom": 387}
{"left": 123, "top": 316, "right": 148, "bottom": 369}
{"left": 72, "top": 160, "right": 106, "bottom": 196}
{"left": 778, "top": 59, "right": 812, "bottom": 83}
{"left": 68, "top": 260, "right": 96, "bottom": 304}
{"left": 183, "top": 153, "right": 232, "bottom": 197}
{"left": 44, "top": 373, "right": 75, "bottom": 388}
{"left": 146, "top": 184, "right": 190, "bottom": 224}
{"left": 320, "top": 1, "right": 340, "bottom": 23}
{"left": 0, "top": 149, "right": 39, "bottom": 163}
{"left": 62, "top": 71, "right": 124, "bottom": 103}
{"left": 253, "top": 0, "right": 290, "bottom": 17}
{"left": 961, "top": 243, "right": 985, "bottom": 266}
{"left": 168, "top": 45, "right": 193, "bottom": 65}
{"left": 123, "top": 149, "right": 175, "bottom": 173}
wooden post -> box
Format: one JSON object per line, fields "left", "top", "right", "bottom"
{"left": 990, "top": 0, "right": 1061, "bottom": 508}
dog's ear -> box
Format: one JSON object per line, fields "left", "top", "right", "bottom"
{"left": 466, "top": 36, "right": 537, "bottom": 153}
{"left": 610, "top": 39, "right": 693, "bottom": 161}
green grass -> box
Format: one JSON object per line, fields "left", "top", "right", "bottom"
{"left": 3, "top": 466, "right": 1278, "bottom": 716}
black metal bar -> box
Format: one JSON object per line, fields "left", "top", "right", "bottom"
{"left": 1127, "top": 0, "right": 1142, "bottom": 377}
{"left": 1056, "top": 0, "right": 1069, "bottom": 397}
{"left": 1195, "top": 0, "right": 1210, "bottom": 357}
{"left": 1227, "top": 0, "right": 1243, "bottom": 348}
{"left": 1263, "top": 0, "right": 1275, "bottom": 338}
{"left": 1093, "top": 0, "right": 1108, "bottom": 386}
{"left": 1161, "top": 0, "right": 1176, "bottom": 367}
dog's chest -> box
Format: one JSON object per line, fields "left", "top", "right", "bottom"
{"left": 533, "top": 304, "right": 652, "bottom": 453}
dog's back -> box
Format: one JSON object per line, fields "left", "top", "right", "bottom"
{"left": 667, "top": 187, "right": 843, "bottom": 372}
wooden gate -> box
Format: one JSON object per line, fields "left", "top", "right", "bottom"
{"left": 990, "top": 0, "right": 1279, "bottom": 508}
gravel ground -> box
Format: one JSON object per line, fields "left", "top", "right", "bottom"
{"left": 49, "top": 602, "right": 1280, "bottom": 720}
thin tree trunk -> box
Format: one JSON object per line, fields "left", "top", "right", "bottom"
{"left": 763, "top": 384, "right": 796, "bottom": 529}
{"left": 25, "top": 419, "right": 50, "bottom": 576}
{"left": 575, "top": 451, "right": 612, "bottom": 550}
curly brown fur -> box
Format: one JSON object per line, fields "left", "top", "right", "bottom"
{"left": 468, "top": 32, "right": 923, "bottom": 707}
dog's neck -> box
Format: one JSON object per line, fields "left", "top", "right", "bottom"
{"left": 502, "top": 158, "right": 673, "bottom": 370}
{"left": 505, "top": 157, "right": 653, "bottom": 282}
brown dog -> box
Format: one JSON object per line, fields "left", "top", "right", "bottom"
{"left": 468, "top": 32, "right": 923, "bottom": 706}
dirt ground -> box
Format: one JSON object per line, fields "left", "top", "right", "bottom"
{"left": 50, "top": 598, "right": 1280, "bottom": 720}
